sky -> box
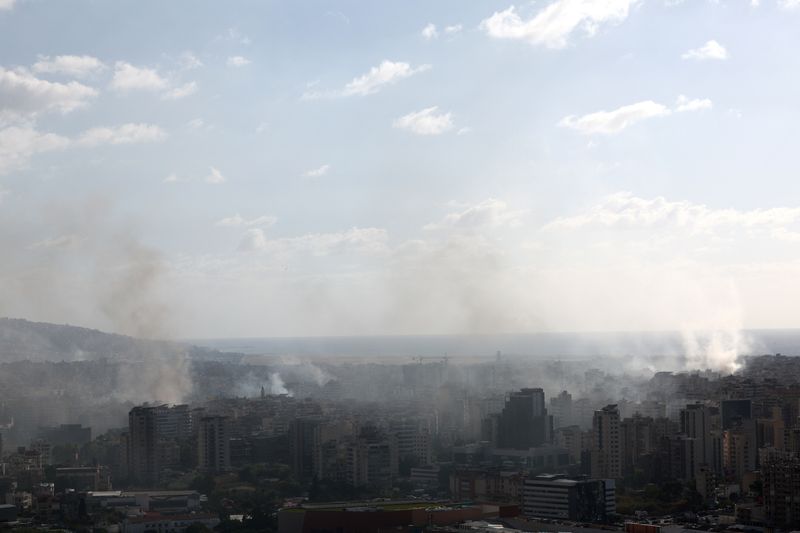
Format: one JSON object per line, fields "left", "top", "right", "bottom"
{"left": 2, "top": 0, "right": 800, "bottom": 341}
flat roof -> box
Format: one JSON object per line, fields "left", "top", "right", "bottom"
{"left": 286, "top": 499, "right": 475, "bottom": 512}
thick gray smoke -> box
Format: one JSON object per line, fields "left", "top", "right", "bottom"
{"left": 0, "top": 195, "right": 192, "bottom": 404}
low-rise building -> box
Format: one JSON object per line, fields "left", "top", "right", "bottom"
{"left": 522, "top": 474, "right": 615, "bottom": 522}
{"left": 122, "top": 512, "right": 219, "bottom": 533}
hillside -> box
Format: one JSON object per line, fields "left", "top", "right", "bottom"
{"left": 0, "top": 317, "right": 223, "bottom": 362}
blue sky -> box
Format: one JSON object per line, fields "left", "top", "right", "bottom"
{"left": 1, "top": 0, "right": 800, "bottom": 346}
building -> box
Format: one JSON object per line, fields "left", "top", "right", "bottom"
{"left": 37, "top": 424, "right": 91, "bottom": 447}
{"left": 523, "top": 474, "right": 615, "bottom": 521}
{"left": 127, "top": 405, "right": 185, "bottom": 486}
{"left": 450, "top": 469, "right": 525, "bottom": 505}
{"left": 128, "top": 406, "right": 160, "bottom": 486}
{"left": 198, "top": 416, "right": 230, "bottom": 472}
{"left": 289, "top": 418, "right": 321, "bottom": 482}
{"left": 723, "top": 420, "right": 757, "bottom": 484}
{"left": 122, "top": 513, "right": 219, "bottom": 533}
{"left": 390, "top": 419, "right": 432, "bottom": 466}
{"left": 410, "top": 465, "right": 440, "bottom": 488}
{"left": 721, "top": 399, "right": 752, "bottom": 430}
{"left": 55, "top": 466, "right": 111, "bottom": 492}
{"left": 757, "top": 406, "right": 786, "bottom": 451}
{"left": 664, "top": 434, "right": 697, "bottom": 482}
{"left": 620, "top": 415, "right": 655, "bottom": 477}
{"left": 680, "top": 403, "right": 715, "bottom": 477}
{"left": 277, "top": 500, "right": 499, "bottom": 533}
{"left": 346, "top": 439, "right": 398, "bottom": 488}
{"left": 762, "top": 449, "right": 800, "bottom": 528}
{"left": 550, "top": 391, "right": 573, "bottom": 429}
{"left": 82, "top": 490, "right": 202, "bottom": 516}
{"left": 496, "top": 388, "right": 552, "bottom": 450}
{"left": 555, "top": 425, "right": 584, "bottom": 464}
{"left": 28, "top": 440, "right": 52, "bottom": 466}
{"left": 591, "top": 405, "right": 621, "bottom": 479}
{"left": 154, "top": 404, "right": 192, "bottom": 440}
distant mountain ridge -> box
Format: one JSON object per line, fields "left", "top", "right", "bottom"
{"left": 0, "top": 318, "right": 227, "bottom": 362}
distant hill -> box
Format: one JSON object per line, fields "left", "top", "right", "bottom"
{"left": 0, "top": 318, "right": 230, "bottom": 362}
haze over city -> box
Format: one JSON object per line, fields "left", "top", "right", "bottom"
{"left": 8, "top": 2, "right": 800, "bottom": 533}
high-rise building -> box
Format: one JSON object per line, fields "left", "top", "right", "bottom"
{"left": 620, "top": 415, "right": 655, "bottom": 476}
{"left": 29, "top": 439, "right": 52, "bottom": 466}
{"left": 723, "top": 420, "right": 757, "bottom": 484}
{"left": 127, "top": 405, "right": 186, "bottom": 486}
{"left": 550, "top": 391, "right": 573, "bottom": 429}
{"left": 763, "top": 449, "right": 800, "bottom": 529}
{"left": 198, "top": 416, "right": 230, "bottom": 473}
{"left": 289, "top": 418, "right": 322, "bottom": 482}
{"left": 757, "top": 407, "right": 786, "bottom": 451}
{"left": 664, "top": 434, "right": 697, "bottom": 482}
{"left": 721, "top": 399, "right": 752, "bottom": 430}
{"left": 128, "top": 406, "right": 159, "bottom": 486}
{"left": 155, "top": 404, "right": 192, "bottom": 440}
{"left": 345, "top": 437, "right": 399, "bottom": 488}
{"left": 680, "top": 403, "right": 714, "bottom": 477}
{"left": 496, "top": 388, "right": 552, "bottom": 450}
{"left": 390, "top": 419, "right": 432, "bottom": 466}
{"left": 555, "top": 425, "right": 584, "bottom": 464}
{"left": 591, "top": 405, "right": 621, "bottom": 480}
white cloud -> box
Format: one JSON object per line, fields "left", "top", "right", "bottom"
{"left": 240, "top": 227, "right": 389, "bottom": 255}
{"left": 393, "top": 106, "right": 454, "bottom": 135}
{"left": 560, "top": 96, "right": 711, "bottom": 134}
{"left": 559, "top": 100, "right": 670, "bottom": 134}
{"left": 779, "top": 0, "right": 800, "bottom": 8}
{"left": 32, "top": 55, "right": 106, "bottom": 78}
{"left": 227, "top": 56, "right": 251, "bottom": 67}
{"left": 304, "top": 60, "right": 430, "bottom": 99}
{"left": 162, "top": 81, "right": 197, "bottom": 100}
{"left": 0, "top": 122, "right": 165, "bottom": 174}
{"left": 0, "top": 126, "right": 69, "bottom": 174}
{"left": 457, "top": 127, "right": 473, "bottom": 135}
{"left": 444, "top": 24, "right": 463, "bottom": 35}
{"left": 304, "top": 164, "right": 330, "bottom": 177}
{"left": 421, "top": 23, "right": 439, "bottom": 40}
{"left": 682, "top": 40, "right": 728, "bottom": 60}
{"left": 675, "top": 95, "right": 712, "bottom": 112}
{"left": 187, "top": 118, "right": 205, "bottom": 130}
{"left": 425, "top": 199, "right": 526, "bottom": 231}
{"left": 178, "top": 52, "right": 203, "bottom": 70}
{"left": 164, "top": 173, "right": 185, "bottom": 183}
{"left": 344, "top": 61, "right": 430, "bottom": 96}
{"left": 480, "top": 0, "right": 639, "bottom": 48}
{"left": 0, "top": 67, "right": 97, "bottom": 123}
{"left": 0, "top": 0, "right": 14, "bottom": 10}
{"left": 216, "top": 214, "right": 277, "bottom": 228}
{"left": 206, "top": 166, "right": 226, "bottom": 184}
{"left": 76, "top": 123, "right": 166, "bottom": 146}
{"left": 544, "top": 192, "right": 800, "bottom": 241}
{"left": 110, "top": 62, "right": 198, "bottom": 100}
{"left": 110, "top": 62, "right": 168, "bottom": 92}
